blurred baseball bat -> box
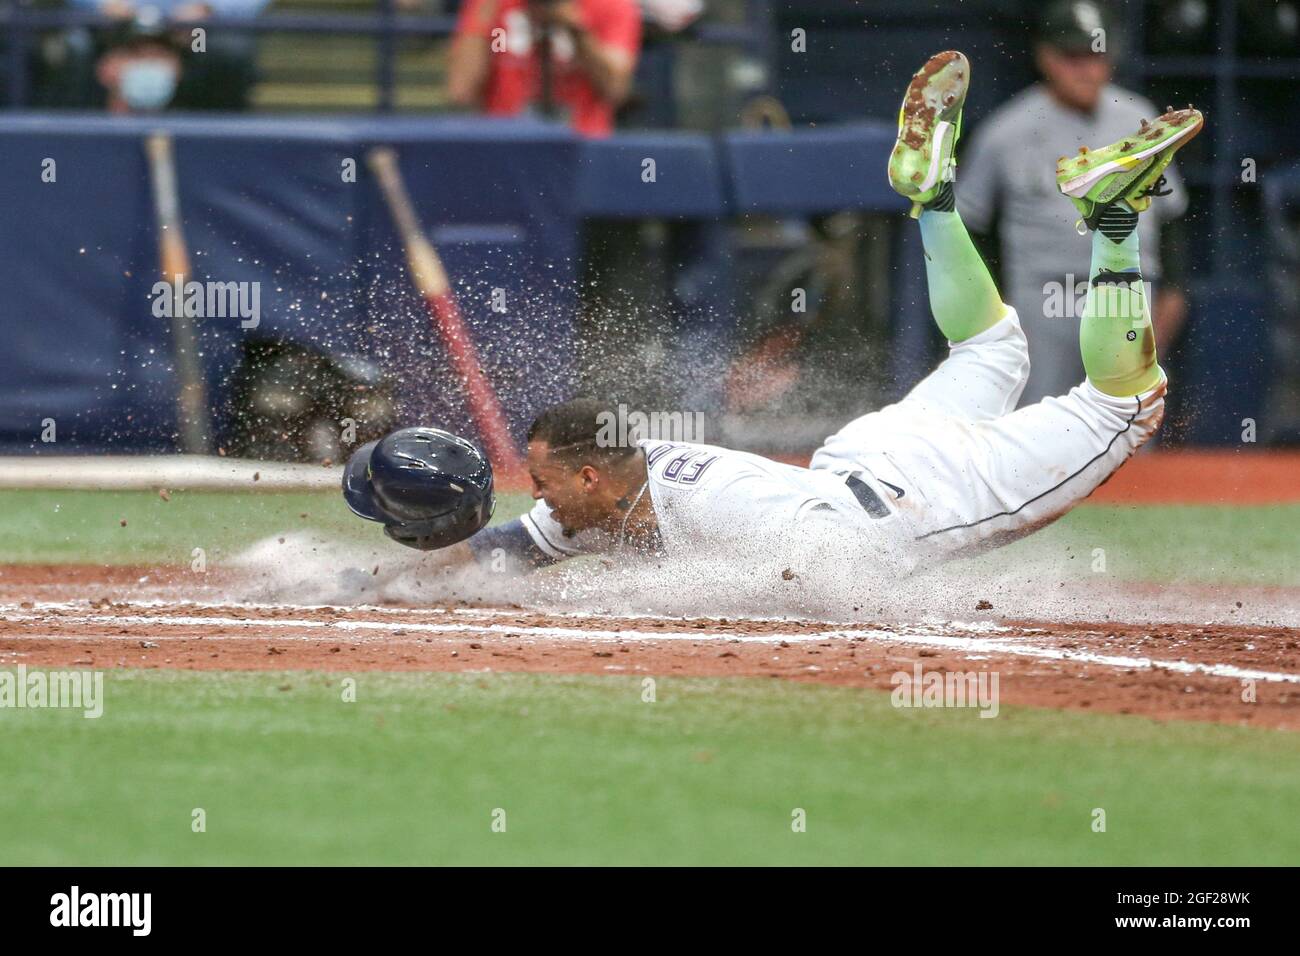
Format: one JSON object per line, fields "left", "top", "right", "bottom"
{"left": 145, "top": 130, "right": 211, "bottom": 454}
{"left": 366, "top": 146, "right": 523, "bottom": 476}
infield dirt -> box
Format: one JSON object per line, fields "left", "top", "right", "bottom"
{"left": 2, "top": 564, "right": 1297, "bottom": 730}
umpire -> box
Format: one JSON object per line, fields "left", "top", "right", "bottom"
{"left": 958, "top": 0, "right": 1190, "bottom": 405}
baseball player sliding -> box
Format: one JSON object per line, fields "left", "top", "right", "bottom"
{"left": 345, "top": 51, "right": 1203, "bottom": 581}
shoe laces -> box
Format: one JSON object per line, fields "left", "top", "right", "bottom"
{"left": 1072, "top": 170, "right": 1172, "bottom": 236}
{"left": 1141, "top": 174, "right": 1172, "bottom": 198}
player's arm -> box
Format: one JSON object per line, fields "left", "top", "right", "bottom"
{"left": 463, "top": 517, "right": 558, "bottom": 571}
{"left": 389, "top": 517, "right": 554, "bottom": 577}
{"left": 448, "top": 0, "right": 500, "bottom": 107}
{"left": 460, "top": 498, "right": 605, "bottom": 573}
{"left": 414, "top": 539, "right": 477, "bottom": 572}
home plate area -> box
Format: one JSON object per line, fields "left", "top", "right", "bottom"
{"left": 2, "top": 574, "right": 1298, "bottom": 730}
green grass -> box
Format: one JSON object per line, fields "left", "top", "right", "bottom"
{"left": 1, "top": 488, "right": 1296, "bottom": 586}
{"left": 962, "top": 503, "right": 1300, "bottom": 587}
{"left": 2, "top": 490, "right": 1296, "bottom": 865}
{"left": 0, "top": 488, "right": 536, "bottom": 567}
{"left": 2, "top": 670, "right": 1297, "bottom": 866}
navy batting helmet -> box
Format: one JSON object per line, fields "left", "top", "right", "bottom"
{"left": 342, "top": 427, "right": 495, "bottom": 550}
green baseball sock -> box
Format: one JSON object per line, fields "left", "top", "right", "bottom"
{"left": 1080, "top": 205, "right": 1164, "bottom": 396}
{"left": 917, "top": 186, "right": 1006, "bottom": 343}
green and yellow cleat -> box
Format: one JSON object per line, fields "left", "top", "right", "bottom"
{"left": 1057, "top": 107, "right": 1204, "bottom": 229}
{"left": 887, "top": 50, "right": 970, "bottom": 219}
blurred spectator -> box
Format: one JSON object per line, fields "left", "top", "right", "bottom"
{"left": 69, "top": 0, "right": 270, "bottom": 23}
{"left": 95, "top": 11, "right": 183, "bottom": 113}
{"left": 43, "top": 0, "right": 267, "bottom": 110}
{"left": 448, "top": 0, "right": 642, "bottom": 137}
{"left": 958, "top": 0, "right": 1190, "bottom": 405}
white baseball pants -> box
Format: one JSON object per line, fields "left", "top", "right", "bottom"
{"left": 809, "top": 309, "right": 1166, "bottom": 561}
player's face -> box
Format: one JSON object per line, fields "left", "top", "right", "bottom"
{"left": 1036, "top": 45, "right": 1111, "bottom": 113}
{"left": 527, "top": 441, "right": 619, "bottom": 534}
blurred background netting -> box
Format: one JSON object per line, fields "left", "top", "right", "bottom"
{"left": 1, "top": 0, "right": 1297, "bottom": 460}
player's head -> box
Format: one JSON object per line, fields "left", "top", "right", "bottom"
{"left": 342, "top": 426, "right": 495, "bottom": 549}
{"left": 526, "top": 398, "right": 643, "bottom": 535}
{"left": 1035, "top": 0, "right": 1113, "bottom": 112}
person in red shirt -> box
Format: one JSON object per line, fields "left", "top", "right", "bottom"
{"left": 448, "top": 0, "right": 642, "bottom": 137}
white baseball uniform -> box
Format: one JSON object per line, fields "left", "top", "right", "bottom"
{"left": 476, "top": 309, "right": 1165, "bottom": 573}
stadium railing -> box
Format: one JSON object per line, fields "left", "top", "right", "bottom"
{"left": 1, "top": 0, "right": 774, "bottom": 112}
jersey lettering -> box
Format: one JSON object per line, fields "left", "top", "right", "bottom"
{"left": 661, "top": 450, "right": 718, "bottom": 484}
{"left": 645, "top": 443, "right": 677, "bottom": 469}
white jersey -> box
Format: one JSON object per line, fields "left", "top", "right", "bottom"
{"left": 638, "top": 439, "right": 880, "bottom": 560}
{"left": 518, "top": 438, "right": 903, "bottom": 568}
{"left": 507, "top": 312, "right": 1166, "bottom": 577}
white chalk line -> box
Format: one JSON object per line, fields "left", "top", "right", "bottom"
{"left": 4, "top": 599, "right": 1000, "bottom": 629}
{"left": 0, "top": 600, "right": 1020, "bottom": 638}
{"left": 2, "top": 606, "right": 1296, "bottom": 685}
{"left": 0, "top": 599, "right": 525, "bottom": 619}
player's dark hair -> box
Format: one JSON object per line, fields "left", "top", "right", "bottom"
{"left": 528, "top": 398, "right": 638, "bottom": 470}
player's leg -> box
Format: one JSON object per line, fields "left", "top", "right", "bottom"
{"left": 888, "top": 51, "right": 1006, "bottom": 343}
{"left": 913, "top": 199, "right": 1005, "bottom": 347}
{"left": 1074, "top": 208, "right": 1164, "bottom": 394}
{"left": 904, "top": 109, "right": 1203, "bottom": 558}
{"left": 814, "top": 52, "right": 1028, "bottom": 477}
{"left": 900, "top": 379, "right": 1167, "bottom": 558}
{"left": 885, "top": 51, "right": 1029, "bottom": 422}
{"left": 1060, "top": 108, "right": 1203, "bottom": 396}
